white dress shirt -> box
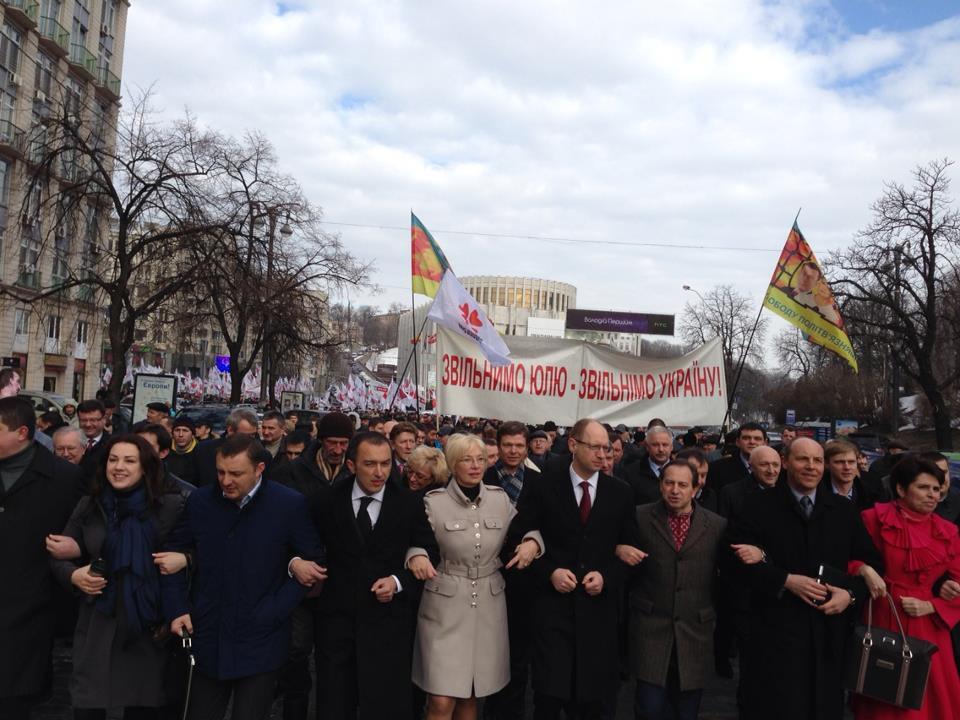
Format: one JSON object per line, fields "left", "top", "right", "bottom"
{"left": 351, "top": 481, "right": 402, "bottom": 592}
{"left": 569, "top": 465, "right": 599, "bottom": 506}
{"left": 352, "top": 481, "right": 386, "bottom": 525}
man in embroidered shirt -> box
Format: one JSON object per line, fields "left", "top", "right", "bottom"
{"left": 629, "top": 460, "right": 726, "bottom": 720}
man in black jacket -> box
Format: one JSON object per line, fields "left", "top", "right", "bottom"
{"left": 272, "top": 411, "right": 355, "bottom": 720}
{"left": 0, "top": 397, "right": 83, "bottom": 720}
{"left": 77, "top": 398, "right": 110, "bottom": 484}
{"left": 820, "top": 439, "right": 875, "bottom": 511}
{"left": 483, "top": 421, "right": 541, "bottom": 720}
{"left": 514, "top": 418, "right": 638, "bottom": 719}
{"left": 312, "top": 431, "right": 435, "bottom": 720}
{"left": 192, "top": 408, "right": 259, "bottom": 487}
{"left": 623, "top": 425, "right": 674, "bottom": 505}
{"left": 725, "top": 438, "right": 882, "bottom": 720}
{"left": 708, "top": 423, "right": 767, "bottom": 493}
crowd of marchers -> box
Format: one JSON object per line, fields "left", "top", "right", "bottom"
{"left": 1, "top": 364, "right": 960, "bottom": 720}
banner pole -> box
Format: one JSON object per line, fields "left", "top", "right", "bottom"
{"left": 388, "top": 312, "right": 431, "bottom": 412}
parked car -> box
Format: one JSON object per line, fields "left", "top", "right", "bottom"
{"left": 19, "top": 390, "right": 79, "bottom": 421}
{"left": 174, "top": 404, "right": 233, "bottom": 436}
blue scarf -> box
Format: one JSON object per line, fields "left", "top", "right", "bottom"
{"left": 95, "top": 484, "right": 160, "bottom": 638}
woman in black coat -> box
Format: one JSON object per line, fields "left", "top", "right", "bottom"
{"left": 50, "top": 434, "right": 189, "bottom": 720}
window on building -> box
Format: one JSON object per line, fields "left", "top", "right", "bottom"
{"left": 40, "top": 0, "right": 63, "bottom": 22}
{"left": 35, "top": 52, "right": 54, "bottom": 101}
{"left": 14, "top": 308, "right": 29, "bottom": 336}
{"left": 72, "top": 0, "right": 90, "bottom": 47}
{"left": 0, "top": 22, "right": 22, "bottom": 75}
{"left": 64, "top": 76, "right": 83, "bottom": 118}
{"left": 47, "top": 314, "right": 62, "bottom": 340}
{"left": 52, "top": 231, "right": 70, "bottom": 287}
{"left": 523, "top": 289, "right": 532, "bottom": 308}
{"left": 76, "top": 319, "right": 88, "bottom": 345}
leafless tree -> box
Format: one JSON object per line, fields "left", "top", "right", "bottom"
{"left": 7, "top": 93, "right": 228, "bottom": 400}
{"left": 679, "top": 284, "right": 768, "bottom": 392}
{"left": 830, "top": 159, "right": 960, "bottom": 449}
{"left": 187, "top": 133, "right": 371, "bottom": 404}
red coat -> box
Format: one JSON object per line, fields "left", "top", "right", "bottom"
{"left": 852, "top": 502, "right": 960, "bottom": 720}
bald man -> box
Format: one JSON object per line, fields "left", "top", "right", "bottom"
{"left": 725, "top": 438, "right": 881, "bottom": 720}
{"left": 718, "top": 446, "right": 781, "bottom": 520}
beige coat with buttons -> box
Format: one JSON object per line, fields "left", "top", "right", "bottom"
{"left": 409, "top": 481, "right": 542, "bottom": 698}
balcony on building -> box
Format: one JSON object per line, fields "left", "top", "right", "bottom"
{"left": 37, "top": 15, "right": 70, "bottom": 56}
{"left": 68, "top": 42, "right": 97, "bottom": 80}
{"left": 0, "top": 117, "right": 25, "bottom": 158}
{"left": 2, "top": 0, "right": 39, "bottom": 27}
{"left": 95, "top": 60, "right": 120, "bottom": 100}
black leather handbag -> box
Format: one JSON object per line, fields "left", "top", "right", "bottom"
{"left": 844, "top": 594, "right": 939, "bottom": 710}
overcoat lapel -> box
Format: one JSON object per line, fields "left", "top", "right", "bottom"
{"left": 649, "top": 502, "right": 676, "bottom": 550}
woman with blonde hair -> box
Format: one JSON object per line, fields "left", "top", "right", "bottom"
{"left": 408, "top": 433, "right": 543, "bottom": 720}
{"left": 405, "top": 445, "right": 449, "bottom": 491}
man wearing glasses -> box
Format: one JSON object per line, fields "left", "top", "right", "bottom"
{"left": 512, "top": 418, "right": 640, "bottom": 719}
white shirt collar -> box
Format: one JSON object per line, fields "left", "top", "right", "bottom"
{"left": 569, "top": 463, "right": 599, "bottom": 490}
{"left": 352, "top": 481, "right": 386, "bottom": 503}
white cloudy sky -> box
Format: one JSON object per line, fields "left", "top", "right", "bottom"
{"left": 123, "top": 0, "right": 960, "bottom": 348}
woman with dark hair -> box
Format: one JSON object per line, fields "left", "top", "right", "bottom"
{"left": 851, "top": 456, "right": 960, "bottom": 719}
{"left": 49, "top": 434, "right": 189, "bottom": 719}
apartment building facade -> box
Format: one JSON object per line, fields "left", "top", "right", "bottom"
{"left": 0, "top": 0, "right": 127, "bottom": 399}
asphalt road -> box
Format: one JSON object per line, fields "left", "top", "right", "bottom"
{"left": 32, "top": 640, "right": 739, "bottom": 719}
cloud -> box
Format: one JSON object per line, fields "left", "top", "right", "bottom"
{"left": 123, "top": 0, "right": 960, "bottom": 355}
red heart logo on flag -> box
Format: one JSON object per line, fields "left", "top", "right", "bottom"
{"left": 467, "top": 309, "right": 482, "bottom": 327}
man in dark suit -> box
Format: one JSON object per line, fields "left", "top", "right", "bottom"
{"left": 708, "top": 422, "right": 767, "bottom": 494}
{"left": 388, "top": 421, "right": 419, "bottom": 488}
{"left": 821, "top": 439, "right": 875, "bottom": 511}
{"left": 0, "top": 397, "right": 83, "bottom": 720}
{"left": 715, "top": 445, "right": 782, "bottom": 687}
{"left": 313, "top": 431, "right": 435, "bottom": 720}
{"left": 628, "top": 460, "right": 726, "bottom": 720}
{"left": 192, "top": 407, "right": 259, "bottom": 487}
{"left": 514, "top": 418, "right": 638, "bottom": 719}
{"left": 164, "top": 434, "right": 324, "bottom": 720}
{"left": 483, "top": 421, "right": 541, "bottom": 720}
{"left": 676, "top": 447, "right": 719, "bottom": 513}
{"left": 77, "top": 398, "right": 110, "bottom": 483}
{"left": 623, "top": 425, "right": 674, "bottom": 505}
{"left": 272, "top": 411, "right": 355, "bottom": 720}
{"left": 725, "top": 438, "right": 882, "bottom": 720}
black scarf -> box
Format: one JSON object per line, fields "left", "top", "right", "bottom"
{"left": 95, "top": 484, "right": 160, "bottom": 638}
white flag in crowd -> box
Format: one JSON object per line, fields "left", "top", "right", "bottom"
{"left": 427, "top": 271, "right": 511, "bottom": 367}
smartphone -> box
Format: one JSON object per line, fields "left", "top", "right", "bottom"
{"left": 90, "top": 557, "right": 107, "bottom": 577}
{"left": 814, "top": 565, "right": 831, "bottom": 606}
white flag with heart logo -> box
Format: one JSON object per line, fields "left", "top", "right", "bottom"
{"left": 427, "top": 270, "right": 512, "bottom": 366}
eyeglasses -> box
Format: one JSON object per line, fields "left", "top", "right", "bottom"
{"left": 573, "top": 438, "right": 613, "bottom": 455}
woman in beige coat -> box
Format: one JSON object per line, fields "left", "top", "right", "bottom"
{"left": 407, "top": 433, "right": 543, "bottom": 720}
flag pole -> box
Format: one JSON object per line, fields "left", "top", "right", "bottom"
{"left": 720, "top": 207, "right": 802, "bottom": 432}
{"left": 388, "top": 312, "right": 430, "bottom": 411}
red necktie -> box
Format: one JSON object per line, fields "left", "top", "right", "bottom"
{"left": 579, "top": 481, "right": 592, "bottom": 525}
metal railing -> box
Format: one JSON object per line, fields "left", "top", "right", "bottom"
{"left": 68, "top": 42, "right": 96, "bottom": 74}
{"left": 4, "top": 0, "right": 39, "bottom": 23}
{"left": 96, "top": 62, "right": 120, "bottom": 96}
{"left": 38, "top": 16, "right": 70, "bottom": 53}
{"left": 0, "top": 117, "right": 24, "bottom": 149}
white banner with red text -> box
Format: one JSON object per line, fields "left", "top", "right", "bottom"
{"left": 436, "top": 328, "right": 727, "bottom": 426}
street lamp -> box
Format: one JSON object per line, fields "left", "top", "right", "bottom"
{"left": 682, "top": 285, "right": 705, "bottom": 304}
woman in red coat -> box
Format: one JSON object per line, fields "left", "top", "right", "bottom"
{"left": 851, "top": 455, "right": 960, "bottom": 719}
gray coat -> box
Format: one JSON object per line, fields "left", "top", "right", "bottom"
{"left": 628, "top": 501, "right": 726, "bottom": 691}
{"left": 50, "top": 487, "right": 188, "bottom": 709}
{"left": 410, "top": 481, "right": 542, "bottom": 698}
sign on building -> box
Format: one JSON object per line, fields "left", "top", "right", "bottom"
{"left": 565, "top": 309, "right": 675, "bottom": 335}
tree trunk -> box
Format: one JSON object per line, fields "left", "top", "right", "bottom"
{"left": 229, "top": 363, "right": 243, "bottom": 405}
